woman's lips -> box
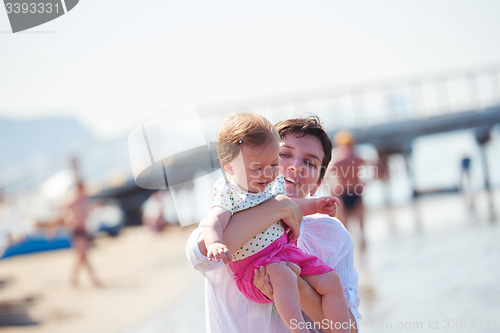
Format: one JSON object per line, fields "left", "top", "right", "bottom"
{"left": 284, "top": 177, "right": 302, "bottom": 195}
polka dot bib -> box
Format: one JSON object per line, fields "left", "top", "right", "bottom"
{"left": 212, "top": 173, "right": 286, "bottom": 261}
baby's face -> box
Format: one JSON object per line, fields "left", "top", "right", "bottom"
{"left": 228, "top": 141, "right": 280, "bottom": 193}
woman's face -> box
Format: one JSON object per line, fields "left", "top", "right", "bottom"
{"left": 279, "top": 133, "right": 325, "bottom": 199}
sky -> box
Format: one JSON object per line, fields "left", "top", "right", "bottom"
{"left": 1, "top": 0, "right": 500, "bottom": 140}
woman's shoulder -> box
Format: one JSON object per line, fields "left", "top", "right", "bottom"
{"left": 302, "top": 214, "right": 352, "bottom": 240}
{"left": 303, "top": 214, "right": 347, "bottom": 230}
{"left": 299, "top": 214, "right": 354, "bottom": 263}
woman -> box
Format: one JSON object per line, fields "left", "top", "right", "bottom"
{"left": 186, "top": 116, "right": 360, "bottom": 332}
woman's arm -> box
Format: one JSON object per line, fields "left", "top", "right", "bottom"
{"left": 198, "top": 195, "right": 303, "bottom": 256}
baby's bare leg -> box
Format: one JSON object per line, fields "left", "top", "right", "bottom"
{"left": 286, "top": 262, "right": 327, "bottom": 325}
{"left": 298, "top": 276, "right": 325, "bottom": 324}
{"left": 286, "top": 262, "right": 301, "bottom": 276}
{"left": 302, "top": 271, "right": 350, "bottom": 333}
{"left": 265, "top": 263, "right": 309, "bottom": 333}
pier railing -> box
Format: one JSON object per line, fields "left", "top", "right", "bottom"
{"left": 2, "top": 64, "right": 499, "bottom": 194}
{"left": 197, "top": 63, "right": 500, "bottom": 133}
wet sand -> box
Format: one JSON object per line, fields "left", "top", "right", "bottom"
{"left": 357, "top": 190, "right": 500, "bottom": 332}
{"left": 0, "top": 225, "right": 203, "bottom": 333}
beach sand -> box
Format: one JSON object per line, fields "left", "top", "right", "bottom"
{"left": 1, "top": 190, "right": 499, "bottom": 333}
{"left": 0, "top": 225, "right": 204, "bottom": 333}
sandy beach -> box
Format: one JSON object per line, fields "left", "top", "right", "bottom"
{"left": 1, "top": 190, "right": 500, "bottom": 333}
{"left": 0, "top": 225, "right": 203, "bottom": 333}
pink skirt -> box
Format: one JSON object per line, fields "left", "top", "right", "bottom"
{"left": 229, "top": 233, "right": 334, "bottom": 304}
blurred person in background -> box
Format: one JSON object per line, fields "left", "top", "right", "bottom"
{"left": 141, "top": 191, "right": 168, "bottom": 232}
{"left": 37, "top": 178, "right": 101, "bottom": 287}
{"left": 325, "top": 130, "right": 367, "bottom": 262}
{"left": 459, "top": 155, "right": 474, "bottom": 210}
{"left": 65, "top": 181, "right": 101, "bottom": 287}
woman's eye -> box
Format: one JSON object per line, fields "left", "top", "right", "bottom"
{"left": 305, "top": 160, "right": 317, "bottom": 168}
{"left": 271, "top": 164, "right": 278, "bottom": 167}
{"left": 279, "top": 153, "right": 289, "bottom": 158}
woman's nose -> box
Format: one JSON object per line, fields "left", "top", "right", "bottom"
{"left": 289, "top": 158, "right": 302, "bottom": 172}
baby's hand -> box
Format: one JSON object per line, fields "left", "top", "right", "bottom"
{"left": 315, "top": 196, "right": 341, "bottom": 217}
{"left": 207, "top": 243, "right": 233, "bottom": 264}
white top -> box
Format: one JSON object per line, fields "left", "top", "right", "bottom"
{"left": 212, "top": 174, "right": 286, "bottom": 261}
{"left": 185, "top": 214, "right": 361, "bottom": 333}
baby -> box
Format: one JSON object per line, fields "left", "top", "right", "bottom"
{"left": 205, "top": 113, "right": 349, "bottom": 333}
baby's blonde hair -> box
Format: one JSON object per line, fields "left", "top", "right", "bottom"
{"left": 216, "top": 113, "right": 279, "bottom": 164}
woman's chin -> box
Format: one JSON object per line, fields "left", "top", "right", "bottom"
{"left": 285, "top": 187, "right": 304, "bottom": 199}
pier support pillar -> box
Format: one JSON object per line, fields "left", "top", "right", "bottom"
{"left": 404, "top": 147, "right": 423, "bottom": 231}
{"left": 475, "top": 126, "right": 496, "bottom": 223}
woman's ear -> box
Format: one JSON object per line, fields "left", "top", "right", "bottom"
{"left": 310, "top": 179, "right": 323, "bottom": 196}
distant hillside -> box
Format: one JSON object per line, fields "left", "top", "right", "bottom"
{"left": 0, "top": 117, "right": 96, "bottom": 174}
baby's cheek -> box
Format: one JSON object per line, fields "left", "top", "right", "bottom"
{"left": 248, "top": 177, "right": 260, "bottom": 187}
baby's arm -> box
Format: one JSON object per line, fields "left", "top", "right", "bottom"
{"left": 198, "top": 195, "right": 302, "bottom": 256}
{"left": 204, "top": 206, "right": 232, "bottom": 264}
{"left": 292, "top": 197, "right": 341, "bottom": 217}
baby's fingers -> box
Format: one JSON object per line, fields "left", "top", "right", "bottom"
{"left": 218, "top": 247, "right": 232, "bottom": 264}
{"left": 326, "top": 203, "right": 338, "bottom": 215}
{"left": 211, "top": 250, "right": 222, "bottom": 262}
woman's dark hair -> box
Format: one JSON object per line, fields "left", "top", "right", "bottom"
{"left": 274, "top": 115, "right": 332, "bottom": 183}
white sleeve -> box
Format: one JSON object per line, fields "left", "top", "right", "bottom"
{"left": 298, "top": 215, "right": 361, "bottom": 324}
{"left": 185, "top": 220, "right": 224, "bottom": 272}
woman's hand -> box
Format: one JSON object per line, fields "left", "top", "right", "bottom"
{"left": 254, "top": 262, "right": 301, "bottom": 301}
{"left": 254, "top": 266, "right": 274, "bottom": 300}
